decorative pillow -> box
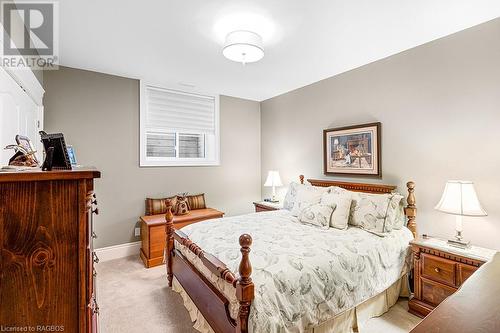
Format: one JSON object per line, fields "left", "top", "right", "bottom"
{"left": 283, "top": 182, "right": 301, "bottom": 210}
{"left": 145, "top": 196, "right": 177, "bottom": 215}
{"left": 298, "top": 204, "right": 334, "bottom": 229}
{"left": 320, "top": 188, "right": 352, "bottom": 230}
{"left": 187, "top": 193, "right": 206, "bottom": 210}
{"left": 291, "top": 185, "right": 327, "bottom": 216}
{"left": 174, "top": 194, "right": 189, "bottom": 215}
{"left": 391, "top": 195, "right": 406, "bottom": 230}
{"left": 349, "top": 192, "right": 403, "bottom": 235}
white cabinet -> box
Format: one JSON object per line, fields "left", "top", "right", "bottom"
{"left": 0, "top": 67, "right": 44, "bottom": 166}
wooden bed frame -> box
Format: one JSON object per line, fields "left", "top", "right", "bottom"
{"left": 165, "top": 176, "right": 417, "bottom": 333}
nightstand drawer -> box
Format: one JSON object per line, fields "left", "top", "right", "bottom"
{"left": 421, "top": 277, "right": 457, "bottom": 306}
{"left": 421, "top": 253, "right": 456, "bottom": 287}
{"left": 255, "top": 205, "right": 269, "bottom": 212}
{"left": 458, "top": 263, "right": 478, "bottom": 285}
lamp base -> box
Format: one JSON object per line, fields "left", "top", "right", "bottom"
{"left": 447, "top": 238, "right": 471, "bottom": 249}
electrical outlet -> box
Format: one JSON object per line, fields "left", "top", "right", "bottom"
{"left": 134, "top": 227, "right": 141, "bottom": 237}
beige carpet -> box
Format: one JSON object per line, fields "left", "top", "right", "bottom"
{"left": 97, "top": 256, "right": 421, "bottom": 333}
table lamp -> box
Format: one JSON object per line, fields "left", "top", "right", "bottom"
{"left": 264, "top": 170, "right": 282, "bottom": 203}
{"left": 435, "top": 180, "right": 487, "bottom": 248}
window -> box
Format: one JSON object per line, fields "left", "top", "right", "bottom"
{"left": 140, "top": 83, "right": 220, "bottom": 166}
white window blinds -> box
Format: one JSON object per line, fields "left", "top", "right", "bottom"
{"left": 145, "top": 86, "right": 216, "bottom": 135}
{"left": 141, "top": 84, "right": 220, "bottom": 166}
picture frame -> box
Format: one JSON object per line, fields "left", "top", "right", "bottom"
{"left": 39, "top": 131, "right": 72, "bottom": 170}
{"left": 66, "top": 145, "right": 77, "bottom": 166}
{"left": 323, "top": 122, "right": 381, "bottom": 177}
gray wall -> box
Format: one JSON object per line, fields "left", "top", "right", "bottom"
{"left": 44, "top": 67, "right": 261, "bottom": 248}
{"left": 261, "top": 18, "right": 500, "bottom": 250}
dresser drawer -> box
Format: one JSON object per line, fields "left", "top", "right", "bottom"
{"left": 421, "top": 253, "right": 457, "bottom": 287}
{"left": 458, "top": 263, "right": 478, "bottom": 285}
{"left": 421, "top": 277, "right": 457, "bottom": 306}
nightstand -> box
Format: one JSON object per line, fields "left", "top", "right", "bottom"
{"left": 408, "top": 236, "right": 496, "bottom": 318}
{"left": 253, "top": 201, "right": 283, "bottom": 212}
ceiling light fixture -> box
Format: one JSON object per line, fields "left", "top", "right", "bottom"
{"left": 223, "top": 30, "right": 264, "bottom": 64}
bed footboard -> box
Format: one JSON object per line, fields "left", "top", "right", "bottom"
{"left": 165, "top": 203, "right": 254, "bottom": 333}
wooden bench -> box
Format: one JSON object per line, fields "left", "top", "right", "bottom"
{"left": 139, "top": 208, "right": 224, "bottom": 268}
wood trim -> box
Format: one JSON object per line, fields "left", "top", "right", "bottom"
{"left": 0, "top": 168, "right": 101, "bottom": 182}
{"left": 306, "top": 178, "right": 396, "bottom": 193}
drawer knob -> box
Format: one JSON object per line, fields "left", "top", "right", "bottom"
{"left": 93, "top": 253, "right": 100, "bottom": 264}
{"left": 434, "top": 267, "right": 440, "bottom": 273}
{"left": 92, "top": 231, "right": 98, "bottom": 239}
{"left": 92, "top": 208, "right": 99, "bottom": 215}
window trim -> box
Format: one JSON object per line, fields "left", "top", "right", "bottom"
{"left": 139, "top": 81, "right": 220, "bottom": 167}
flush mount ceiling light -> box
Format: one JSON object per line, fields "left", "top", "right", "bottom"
{"left": 223, "top": 30, "right": 264, "bottom": 64}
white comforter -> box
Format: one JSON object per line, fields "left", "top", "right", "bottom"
{"left": 180, "top": 210, "right": 413, "bottom": 333}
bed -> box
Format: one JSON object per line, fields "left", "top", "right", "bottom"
{"left": 165, "top": 176, "right": 417, "bottom": 333}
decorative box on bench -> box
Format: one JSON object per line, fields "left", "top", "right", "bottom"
{"left": 140, "top": 208, "right": 224, "bottom": 268}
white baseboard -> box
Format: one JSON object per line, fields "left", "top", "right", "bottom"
{"left": 95, "top": 241, "right": 141, "bottom": 262}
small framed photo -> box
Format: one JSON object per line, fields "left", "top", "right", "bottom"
{"left": 66, "top": 145, "right": 77, "bottom": 166}
{"left": 323, "top": 122, "right": 381, "bottom": 177}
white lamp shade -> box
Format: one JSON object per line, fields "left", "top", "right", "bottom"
{"left": 264, "top": 171, "right": 282, "bottom": 187}
{"left": 223, "top": 30, "right": 264, "bottom": 63}
{"left": 435, "top": 181, "right": 487, "bottom": 217}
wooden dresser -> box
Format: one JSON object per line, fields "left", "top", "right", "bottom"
{"left": 408, "top": 237, "right": 496, "bottom": 318}
{"left": 0, "top": 169, "right": 101, "bottom": 332}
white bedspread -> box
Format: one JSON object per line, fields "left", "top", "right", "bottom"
{"left": 180, "top": 210, "right": 413, "bottom": 333}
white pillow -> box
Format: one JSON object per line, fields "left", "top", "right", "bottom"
{"left": 349, "top": 192, "right": 404, "bottom": 235}
{"left": 298, "top": 203, "right": 334, "bottom": 229}
{"left": 283, "top": 182, "right": 301, "bottom": 210}
{"left": 320, "top": 187, "right": 352, "bottom": 230}
{"left": 388, "top": 194, "right": 405, "bottom": 229}
{"left": 291, "top": 185, "right": 327, "bottom": 216}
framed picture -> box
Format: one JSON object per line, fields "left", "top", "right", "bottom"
{"left": 323, "top": 122, "right": 381, "bottom": 177}
{"left": 66, "top": 145, "right": 77, "bottom": 166}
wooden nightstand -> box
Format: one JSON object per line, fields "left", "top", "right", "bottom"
{"left": 253, "top": 201, "right": 283, "bottom": 212}
{"left": 408, "top": 237, "right": 496, "bottom": 318}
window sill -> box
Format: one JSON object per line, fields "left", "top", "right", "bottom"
{"left": 139, "top": 159, "right": 220, "bottom": 167}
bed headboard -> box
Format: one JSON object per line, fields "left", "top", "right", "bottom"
{"left": 299, "top": 175, "right": 417, "bottom": 238}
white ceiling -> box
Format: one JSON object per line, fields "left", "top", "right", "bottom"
{"left": 60, "top": 0, "right": 500, "bottom": 101}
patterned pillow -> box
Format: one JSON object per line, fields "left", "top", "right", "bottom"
{"left": 291, "top": 186, "right": 327, "bottom": 217}
{"left": 187, "top": 193, "right": 206, "bottom": 210}
{"left": 283, "top": 182, "right": 301, "bottom": 210}
{"left": 174, "top": 195, "right": 190, "bottom": 215}
{"left": 320, "top": 188, "right": 352, "bottom": 230}
{"left": 145, "top": 196, "right": 177, "bottom": 215}
{"left": 298, "top": 204, "right": 334, "bottom": 229}
{"left": 390, "top": 195, "right": 406, "bottom": 230}
{"left": 349, "top": 192, "right": 403, "bottom": 235}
